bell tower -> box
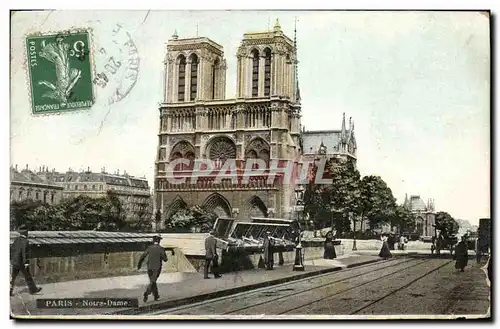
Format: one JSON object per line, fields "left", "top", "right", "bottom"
{"left": 164, "top": 30, "right": 227, "bottom": 103}
{"left": 236, "top": 19, "right": 299, "bottom": 102}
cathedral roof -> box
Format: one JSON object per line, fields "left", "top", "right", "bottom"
{"left": 404, "top": 195, "right": 428, "bottom": 212}
{"left": 302, "top": 130, "right": 341, "bottom": 155}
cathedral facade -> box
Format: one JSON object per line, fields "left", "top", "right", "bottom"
{"left": 153, "top": 20, "right": 357, "bottom": 229}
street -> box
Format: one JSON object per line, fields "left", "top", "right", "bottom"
{"left": 150, "top": 257, "right": 490, "bottom": 317}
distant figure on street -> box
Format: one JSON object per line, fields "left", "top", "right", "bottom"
{"left": 263, "top": 231, "right": 275, "bottom": 270}
{"left": 379, "top": 235, "right": 392, "bottom": 260}
{"left": 323, "top": 231, "right": 337, "bottom": 259}
{"left": 399, "top": 235, "right": 406, "bottom": 251}
{"left": 204, "top": 230, "right": 221, "bottom": 279}
{"left": 435, "top": 234, "right": 443, "bottom": 255}
{"left": 138, "top": 235, "right": 167, "bottom": 302}
{"left": 10, "top": 225, "right": 42, "bottom": 296}
{"left": 475, "top": 237, "right": 482, "bottom": 263}
{"left": 387, "top": 234, "right": 396, "bottom": 250}
{"left": 454, "top": 235, "right": 469, "bottom": 272}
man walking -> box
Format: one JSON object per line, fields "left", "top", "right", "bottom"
{"left": 204, "top": 230, "right": 221, "bottom": 279}
{"left": 138, "top": 235, "right": 167, "bottom": 302}
{"left": 10, "top": 225, "right": 42, "bottom": 296}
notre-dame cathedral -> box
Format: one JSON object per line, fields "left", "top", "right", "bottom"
{"left": 153, "top": 19, "right": 357, "bottom": 229}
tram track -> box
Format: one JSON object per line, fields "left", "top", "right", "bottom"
{"left": 157, "top": 258, "right": 428, "bottom": 315}
{"left": 278, "top": 259, "right": 452, "bottom": 315}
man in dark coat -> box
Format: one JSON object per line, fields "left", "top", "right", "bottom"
{"left": 263, "top": 231, "right": 275, "bottom": 270}
{"left": 204, "top": 230, "right": 221, "bottom": 279}
{"left": 138, "top": 235, "right": 167, "bottom": 302}
{"left": 10, "top": 226, "right": 42, "bottom": 296}
{"left": 454, "top": 235, "right": 469, "bottom": 272}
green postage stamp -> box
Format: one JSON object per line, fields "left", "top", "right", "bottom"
{"left": 26, "top": 30, "right": 94, "bottom": 115}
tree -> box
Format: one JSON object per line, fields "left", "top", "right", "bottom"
{"left": 166, "top": 205, "right": 218, "bottom": 233}
{"left": 326, "top": 158, "right": 362, "bottom": 235}
{"left": 10, "top": 193, "right": 129, "bottom": 231}
{"left": 10, "top": 200, "right": 44, "bottom": 230}
{"left": 390, "top": 205, "right": 416, "bottom": 234}
{"left": 435, "top": 211, "right": 459, "bottom": 237}
{"left": 358, "top": 175, "right": 397, "bottom": 231}
{"left": 168, "top": 208, "right": 194, "bottom": 232}
{"left": 302, "top": 157, "right": 362, "bottom": 235}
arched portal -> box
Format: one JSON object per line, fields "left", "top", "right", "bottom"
{"left": 164, "top": 195, "right": 188, "bottom": 220}
{"left": 245, "top": 195, "right": 268, "bottom": 218}
{"left": 202, "top": 193, "right": 232, "bottom": 218}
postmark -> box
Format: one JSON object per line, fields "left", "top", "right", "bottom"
{"left": 92, "top": 23, "right": 140, "bottom": 105}
{"left": 26, "top": 30, "right": 95, "bottom": 115}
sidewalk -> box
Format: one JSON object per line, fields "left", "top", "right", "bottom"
{"left": 11, "top": 254, "right": 381, "bottom": 318}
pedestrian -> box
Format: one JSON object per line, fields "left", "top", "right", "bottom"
{"left": 204, "top": 230, "right": 221, "bottom": 279}
{"left": 262, "top": 231, "right": 275, "bottom": 270}
{"left": 475, "top": 236, "right": 482, "bottom": 264}
{"left": 378, "top": 234, "right": 392, "bottom": 260}
{"left": 435, "top": 234, "right": 443, "bottom": 255}
{"left": 323, "top": 231, "right": 337, "bottom": 259}
{"left": 138, "top": 235, "right": 167, "bottom": 302}
{"left": 399, "top": 235, "right": 406, "bottom": 251}
{"left": 10, "top": 225, "right": 42, "bottom": 296}
{"left": 454, "top": 235, "right": 469, "bottom": 272}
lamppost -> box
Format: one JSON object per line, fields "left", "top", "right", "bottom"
{"left": 351, "top": 212, "right": 357, "bottom": 251}
{"left": 293, "top": 186, "right": 305, "bottom": 271}
{"left": 330, "top": 201, "right": 335, "bottom": 232}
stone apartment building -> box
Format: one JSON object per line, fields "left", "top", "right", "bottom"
{"left": 10, "top": 165, "right": 64, "bottom": 205}
{"left": 36, "top": 167, "right": 152, "bottom": 223}
{"left": 154, "top": 20, "right": 357, "bottom": 229}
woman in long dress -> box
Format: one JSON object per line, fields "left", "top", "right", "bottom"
{"left": 323, "top": 231, "right": 337, "bottom": 259}
{"left": 454, "top": 236, "right": 468, "bottom": 272}
{"left": 379, "top": 234, "right": 392, "bottom": 259}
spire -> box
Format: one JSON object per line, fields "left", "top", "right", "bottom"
{"left": 172, "top": 29, "right": 178, "bottom": 40}
{"left": 273, "top": 18, "right": 281, "bottom": 32}
{"left": 341, "top": 112, "right": 347, "bottom": 141}
{"left": 294, "top": 16, "right": 301, "bottom": 104}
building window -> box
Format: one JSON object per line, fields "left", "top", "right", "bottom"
{"left": 190, "top": 54, "right": 198, "bottom": 101}
{"left": 251, "top": 49, "right": 259, "bottom": 97}
{"left": 99, "top": 185, "right": 103, "bottom": 190}
{"left": 178, "top": 55, "right": 186, "bottom": 102}
{"left": 18, "top": 190, "right": 23, "bottom": 200}
{"left": 27, "top": 190, "right": 32, "bottom": 199}
{"left": 35, "top": 192, "right": 39, "bottom": 200}
{"left": 75, "top": 185, "right": 78, "bottom": 190}
{"left": 43, "top": 192, "right": 47, "bottom": 203}
{"left": 264, "top": 48, "right": 272, "bottom": 97}
{"left": 51, "top": 193, "right": 55, "bottom": 204}
{"left": 84, "top": 185, "right": 88, "bottom": 190}
{"left": 92, "top": 185, "right": 96, "bottom": 190}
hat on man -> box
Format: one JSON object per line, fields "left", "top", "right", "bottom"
{"left": 18, "top": 225, "right": 28, "bottom": 236}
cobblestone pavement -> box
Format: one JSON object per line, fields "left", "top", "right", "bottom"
{"left": 156, "top": 257, "right": 490, "bottom": 318}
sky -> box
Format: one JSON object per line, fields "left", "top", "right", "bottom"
{"left": 10, "top": 10, "right": 490, "bottom": 225}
